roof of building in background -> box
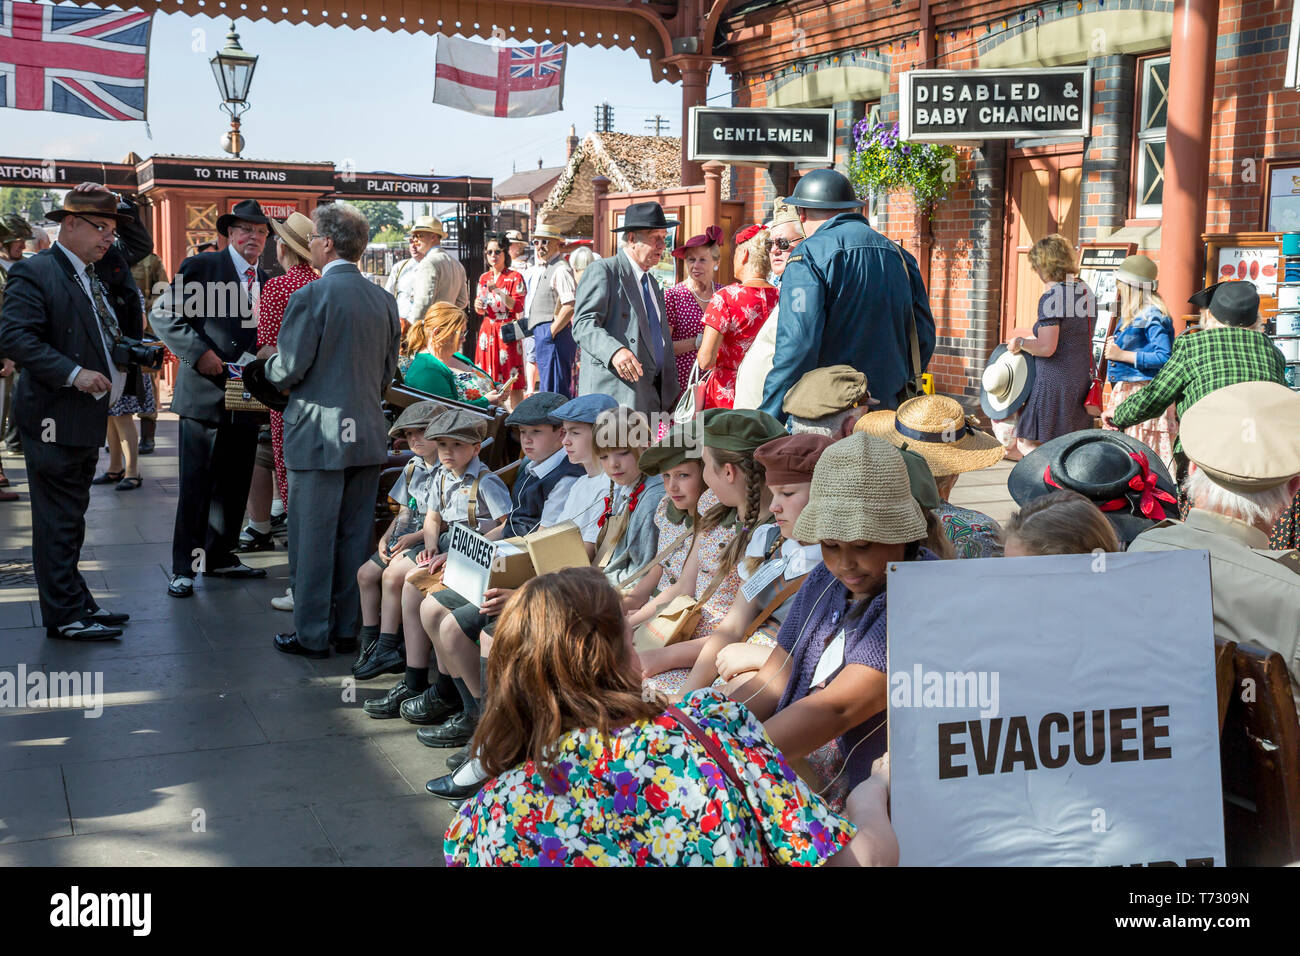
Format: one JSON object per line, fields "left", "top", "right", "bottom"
{"left": 538, "top": 131, "right": 728, "bottom": 236}
{"left": 495, "top": 165, "right": 565, "bottom": 201}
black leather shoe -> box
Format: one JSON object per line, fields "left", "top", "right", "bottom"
{"left": 167, "top": 575, "right": 194, "bottom": 598}
{"left": 416, "top": 711, "right": 477, "bottom": 748}
{"left": 273, "top": 632, "right": 328, "bottom": 659}
{"left": 351, "top": 633, "right": 380, "bottom": 674}
{"left": 400, "top": 687, "right": 461, "bottom": 725}
{"left": 235, "top": 529, "right": 275, "bottom": 553}
{"left": 426, "top": 771, "right": 487, "bottom": 802}
{"left": 137, "top": 438, "right": 155, "bottom": 455}
{"left": 363, "top": 680, "right": 420, "bottom": 718}
{"left": 353, "top": 645, "right": 404, "bottom": 681}
{"left": 446, "top": 747, "right": 470, "bottom": 772}
{"left": 207, "top": 563, "right": 267, "bottom": 579}
{"left": 47, "top": 619, "right": 123, "bottom": 641}
{"left": 87, "top": 607, "right": 130, "bottom": 625}
{"left": 331, "top": 636, "right": 358, "bottom": 654}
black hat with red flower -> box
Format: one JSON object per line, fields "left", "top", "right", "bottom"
{"left": 1008, "top": 430, "right": 1178, "bottom": 547}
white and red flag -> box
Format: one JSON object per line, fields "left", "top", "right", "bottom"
{"left": 0, "top": 0, "right": 152, "bottom": 120}
{"left": 433, "top": 34, "right": 565, "bottom": 118}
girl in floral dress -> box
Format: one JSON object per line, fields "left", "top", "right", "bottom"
{"left": 630, "top": 410, "right": 787, "bottom": 697}
{"left": 445, "top": 567, "right": 855, "bottom": 867}
{"left": 665, "top": 225, "right": 723, "bottom": 393}
{"left": 472, "top": 239, "right": 527, "bottom": 408}
{"left": 698, "top": 225, "right": 778, "bottom": 409}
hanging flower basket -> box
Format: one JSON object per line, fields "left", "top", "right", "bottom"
{"left": 847, "top": 119, "right": 961, "bottom": 216}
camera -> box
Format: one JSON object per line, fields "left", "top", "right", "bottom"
{"left": 111, "top": 336, "right": 165, "bottom": 372}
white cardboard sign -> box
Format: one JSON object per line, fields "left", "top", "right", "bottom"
{"left": 888, "top": 550, "right": 1225, "bottom": 866}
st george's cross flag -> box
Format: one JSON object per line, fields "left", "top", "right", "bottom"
{"left": 433, "top": 34, "right": 565, "bottom": 118}
{"left": 0, "top": 0, "right": 152, "bottom": 121}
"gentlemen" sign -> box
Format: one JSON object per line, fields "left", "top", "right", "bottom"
{"left": 688, "top": 107, "right": 834, "bottom": 164}
{"left": 899, "top": 67, "right": 1091, "bottom": 141}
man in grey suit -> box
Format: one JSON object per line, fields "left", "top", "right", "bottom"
{"left": 259, "top": 203, "right": 401, "bottom": 658}
{"left": 572, "top": 202, "right": 679, "bottom": 415}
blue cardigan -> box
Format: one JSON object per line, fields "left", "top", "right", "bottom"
{"left": 1107, "top": 306, "right": 1174, "bottom": 383}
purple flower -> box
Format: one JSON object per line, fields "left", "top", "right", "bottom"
{"left": 612, "top": 771, "right": 639, "bottom": 814}
{"left": 808, "top": 819, "right": 836, "bottom": 855}
{"left": 538, "top": 836, "right": 568, "bottom": 866}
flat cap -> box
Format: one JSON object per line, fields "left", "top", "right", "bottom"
{"left": 1180, "top": 381, "right": 1300, "bottom": 492}
{"left": 504, "top": 391, "right": 568, "bottom": 427}
{"left": 388, "top": 400, "right": 445, "bottom": 438}
{"left": 783, "top": 365, "right": 875, "bottom": 419}
{"left": 548, "top": 393, "right": 618, "bottom": 425}
{"left": 425, "top": 407, "right": 487, "bottom": 444}
{"left": 702, "top": 409, "right": 787, "bottom": 454}
{"left": 754, "top": 433, "right": 833, "bottom": 486}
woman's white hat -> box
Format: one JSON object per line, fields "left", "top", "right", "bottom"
{"left": 979, "top": 344, "right": 1037, "bottom": 421}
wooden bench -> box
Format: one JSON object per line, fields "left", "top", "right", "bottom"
{"left": 1216, "top": 637, "right": 1300, "bottom": 866}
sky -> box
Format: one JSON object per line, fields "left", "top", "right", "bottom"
{"left": 5, "top": 10, "right": 735, "bottom": 217}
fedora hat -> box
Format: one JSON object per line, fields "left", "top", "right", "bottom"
{"left": 612, "top": 201, "right": 679, "bottom": 232}
{"left": 1187, "top": 281, "right": 1224, "bottom": 311}
{"left": 1009, "top": 429, "right": 1177, "bottom": 546}
{"left": 856, "top": 393, "right": 1005, "bottom": 477}
{"left": 410, "top": 215, "right": 444, "bottom": 237}
{"left": 532, "top": 219, "right": 566, "bottom": 241}
{"left": 980, "top": 344, "right": 1037, "bottom": 420}
{"left": 269, "top": 211, "right": 313, "bottom": 262}
{"left": 1114, "top": 254, "right": 1158, "bottom": 290}
{"left": 48, "top": 190, "right": 134, "bottom": 228}
{"left": 239, "top": 358, "right": 288, "bottom": 413}
{"left": 216, "top": 199, "right": 271, "bottom": 237}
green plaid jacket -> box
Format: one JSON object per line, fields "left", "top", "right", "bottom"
{"left": 1112, "top": 326, "right": 1287, "bottom": 452}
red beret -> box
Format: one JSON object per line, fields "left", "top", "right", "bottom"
{"left": 754, "top": 433, "right": 834, "bottom": 486}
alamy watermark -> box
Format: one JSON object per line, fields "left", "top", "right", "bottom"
{"left": 0, "top": 665, "right": 104, "bottom": 718}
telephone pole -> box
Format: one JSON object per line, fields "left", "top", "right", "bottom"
{"left": 644, "top": 114, "right": 670, "bottom": 137}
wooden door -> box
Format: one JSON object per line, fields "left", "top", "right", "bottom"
{"left": 1002, "top": 153, "right": 1083, "bottom": 339}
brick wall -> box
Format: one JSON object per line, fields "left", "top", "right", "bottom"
{"left": 1079, "top": 53, "right": 1137, "bottom": 243}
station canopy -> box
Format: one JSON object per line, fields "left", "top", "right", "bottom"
{"left": 97, "top": 0, "right": 697, "bottom": 81}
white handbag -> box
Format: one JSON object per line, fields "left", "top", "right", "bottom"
{"left": 672, "top": 361, "right": 711, "bottom": 425}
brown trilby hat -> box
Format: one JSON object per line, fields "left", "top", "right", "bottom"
{"left": 856, "top": 393, "right": 1005, "bottom": 477}
{"left": 754, "top": 433, "right": 833, "bottom": 486}
{"left": 425, "top": 407, "right": 487, "bottom": 444}
{"left": 793, "top": 433, "right": 927, "bottom": 545}
{"left": 269, "top": 211, "right": 313, "bottom": 262}
{"left": 782, "top": 365, "right": 877, "bottom": 420}
{"left": 48, "top": 190, "right": 134, "bottom": 228}
{"left": 1180, "top": 381, "right": 1300, "bottom": 492}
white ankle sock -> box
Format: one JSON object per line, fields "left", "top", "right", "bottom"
{"left": 270, "top": 498, "right": 285, "bottom": 518}
{"left": 247, "top": 520, "right": 271, "bottom": 534}
{"left": 452, "top": 757, "right": 487, "bottom": 787}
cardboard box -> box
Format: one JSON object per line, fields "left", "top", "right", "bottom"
{"left": 441, "top": 522, "right": 589, "bottom": 608}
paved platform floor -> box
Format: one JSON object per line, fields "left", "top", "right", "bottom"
{"left": 0, "top": 414, "right": 1017, "bottom": 866}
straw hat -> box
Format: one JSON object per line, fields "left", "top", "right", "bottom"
{"left": 269, "top": 211, "right": 313, "bottom": 262}
{"left": 410, "top": 215, "right": 444, "bottom": 237}
{"left": 531, "top": 219, "right": 566, "bottom": 241}
{"left": 793, "top": 433, "right": 927, "bottom": 545}
{"left": 856, "top": 394, "right": 1005, "bottom": 477}
{"left": 980, "top": 344, "right": 1037, "bottom": 420}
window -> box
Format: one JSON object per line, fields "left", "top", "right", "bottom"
{"left": 1135, "top": 55, "right": 1169, "bottom": 218}
{"left": 861, "top": 101, "right": 883, "bottom": 229}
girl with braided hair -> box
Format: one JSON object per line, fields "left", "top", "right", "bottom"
{"left": 631, "top": 410, "right": 787, "bottom": 697}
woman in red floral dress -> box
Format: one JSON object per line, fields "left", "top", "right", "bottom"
{"left": 257, "top": 215, "right": 319, "bottom": 507}
{"left": 665, "top": 225, "right": 723, "bottom": 393}
{"left": 698, "top": 225, "right": 778, "bottom": 409}
{"left": 473, "top": 238, "right": 527, "bottom": 407}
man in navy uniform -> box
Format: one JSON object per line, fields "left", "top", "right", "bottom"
{"left": 759, "top": 168, "right": 936, "bottom": 418}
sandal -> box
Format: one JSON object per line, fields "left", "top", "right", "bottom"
{"left": 91, "top": 470, "right": 125, "bottom": 485}
{"left": 115, "top": 476, "right": 143, "bottom": 491}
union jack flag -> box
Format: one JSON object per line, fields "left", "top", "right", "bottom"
{"left": 508, "top": 43, "right": 564, "bottom": 79}
{"left": 0, "top": 0, "right": 152, "bottom": 121}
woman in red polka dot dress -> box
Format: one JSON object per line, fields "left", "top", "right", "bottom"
{"left": 257, "top": 214, "right": 319, "bottom": 507}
